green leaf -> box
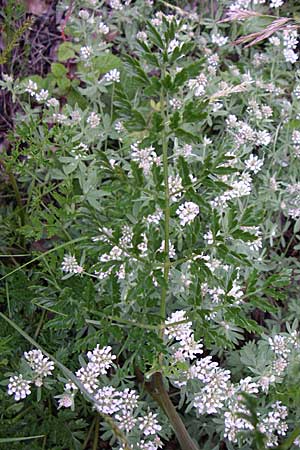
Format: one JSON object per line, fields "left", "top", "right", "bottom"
{"left": 0, "top": 436, "right": 45, "bottom": 443}
{"left": 51, "top": 62, "right": 68, "bottom": 78}
{"left": 183, "top": 101, "right": 208, "bottom": 123}
{"left": 93, "top": 54, "right": 122, "bottom": 74}
{"left": 249, "top": 296, "right": 277, "bottom": 313}
{"left": 173, "top": 60, "right": 204, "bottom": 89}
{"left": 58, "top": 42, "right": 76, "bottom": 61}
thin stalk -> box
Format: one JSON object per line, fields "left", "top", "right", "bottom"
{"left": 92, "top": 415, "right": 100, "bottom": 450}
{"left": 5, "top": 281, "right": 11, "bottom": 318}
{"left": 160, "top": 70, "right": 170, "bottom": 340}
{"left": 6, "top": 169, "right": 26, "bottom": 237}
{"left": 83, "top": 417, "right": 96, "bottom": 449}
{"left": 34, "top": 310, "right": 46, "bottom": 340}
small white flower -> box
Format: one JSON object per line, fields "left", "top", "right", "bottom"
{"left": 270, "top": 0, "right": 284, "bottom": 7}
{"left": 2, "top": 73, "right": 13, "bottom": 83}
{"left": 176, "top": 201, "right": 199, "bottom": 226}
{"left": 139, "top": 412, "right": 162, "bottom": 436}
{"left": 104, "top": 69, "right": 120, "bottom": 83}
{"left": 87, "top": 111, "right": 101, "bottom": 128}
{"left": 78, "top": 9, "right": 90, "bottom": 20}
{"left": 86, "top": 345, "right": 116, "bottom": 374}
{"left": 61, "top": 254, "right": 83, "bottom": 274}
{"left": 8, "top": 375, "right": 31, "bottom": 401}
{"left": 58, "top": 393, "right": 73, "bottom": 409}
{"left": 25, "top": 79, "right": 38, "bottom": 94}
{"left": 46, "top": 98, "right": 59, "bottom": 108}
{"left": 80, "top": 46, "right": 92, "bottom": 60}
{"left": 211, "top": 32, "right": 228, "bottom": 46}
{"left": 24, "top": 349, "right": 54, "bottom": 382}
{"left": 244, "top": 154, "right": 264, "bottom": 174}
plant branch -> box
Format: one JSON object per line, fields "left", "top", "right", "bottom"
{"left": 136, "top": 369, "right": 199, "bottom": 450}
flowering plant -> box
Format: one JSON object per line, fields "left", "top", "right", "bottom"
{"left": 2, "top": 0, "right": 300, "bottom": 449}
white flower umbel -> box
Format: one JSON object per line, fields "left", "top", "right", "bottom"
{"left": 244, "top": 154, "right": 263, "bottom": 174}
{"left": 94, "top": 386, "right": 121, "bottom": 414}
{"left": 87, "top": 111, "right": 101, "bottom": 128}
{"left": 80, "top": 46, "right": 92, "bottom": 60}
{"left": 7, "top": 375, "right": 31, "bottom": 401}
{"left": 24, "top": 349, "right": 54, "bottom": 385}
{"left": 176, "top": 201, "right": 199, "bottom": 226}
{"left": 268, "top": 335, "right": 291, "bottom": 358}
{"left": 168, "top": 174, "right": 183, "bottom": 202}
{"left": 211, "top": 32, "right": 228, "bottom": 46}
{"left": 75, "top": 364, "right": 100, "bottom": 393}
{"left": 61, "top": 254, "right": 83, "bottom": 274}
{"left": 139, "top": 411, "right": 162, "bottom": 436}
{"left": 188, "top": 73, "right": 207, "bottom": 97}
{"left": 165, "top": 310, "right": 193, "bottom": 341}
{"left": 258, "top": 401, "right": 288, "bottom": 447}
{"left": 270, "top": 0, "right": 284, "bottom": 8}
{"left": 131, "top": 142, "right": 161, "bottom": 175}
{"left": 283, "top": 28, "right": 299, "bottom": 64}
{"left": 104, "top": 69, "right": 120, "bottom": 83}
{"left": 86, "top": 345, "right": 116, "bottom": 374}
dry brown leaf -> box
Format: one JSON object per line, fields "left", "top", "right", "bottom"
{"left": 232, "top": 17, "right": 292, "bottom": 47}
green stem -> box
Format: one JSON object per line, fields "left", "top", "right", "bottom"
{"left": 34, "top": 310, "right": 46, "bottom": 340}
{"left": 160, "top": 69, "right": 170, "bottom": 339}
{"left": 92, "top": 415, "right": 99, "bottom": 450}
{"left": 152, "top": 373, "right": 199, "bottom": 450}
{"left": 135, "top": 369, "right": 200, "bottom": 450}
{"left": 6, "top": 168, "right": 26, "bottom": 233}
{"left": 83, "top": 417, "right": 96, "bottom": 450}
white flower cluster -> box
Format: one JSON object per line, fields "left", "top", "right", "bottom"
{"left": 247, "top": 100, "right": 273, "bottom": 121}
{"left": 58, "top": 345, "right": 162, "bottom": 449}
{"left": 104, "top": 69, "right": 120, "bottom": 83}
{"left": 24, "top": 349, "right": 55, "bottom": 387}
{"left": 24, "top": 80, "right": 49, "bottom": 103}
{"left": 188, "top": 73, "right": 207, "bottom": 97}
{"left": 176, "top": 201, "right": 199, "bottom": 226}
{"left": 8, "top": 349, "right": 54, "bottom": 401}
{"left": 244, "top": 154, "right": 264, "bottom": 174}
{"left": 283, "top": 28, "right": 299, "bottom": 64}
{"left": 226, "top": 115, "right": 271, "bottom": 147}
{"left": 76, "top": 345, "right": 116, "bottom": 393}
{"left": 131, "top": 142, "right": 161, "bottom": 175}
{"left": 87, "top": 111, "right": 101, "bottom": 128}
{"left": 144, "top": 209, "right": 163, "bottom": 226}
{"left": 98, "top": 21, "right": 109, "bottom": 34}
{"left": 192, "top": 361, "right": 231, "bottom": 415}
{"left": 211, "top": 32, "right": 228, "bottom": 47}
{"left": 165, "top": 310, "right": 203, "bottom": 361}
{"left": 211, "top": 173, "right": 253, "bottom": 209}
{"left": 8, "top": 375, "right": 31, "bottom": 401}
{"left": 258, "top": 401, "right": 288, "bottom": 447}
{"left": 80, "top": 45, "right": 92, "bottom": 61}
{"left": 61, "top": 254, "right": 84, "bottom": 275}
{"left": 168, "top": 174, "right": 183, "bottom": 202}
